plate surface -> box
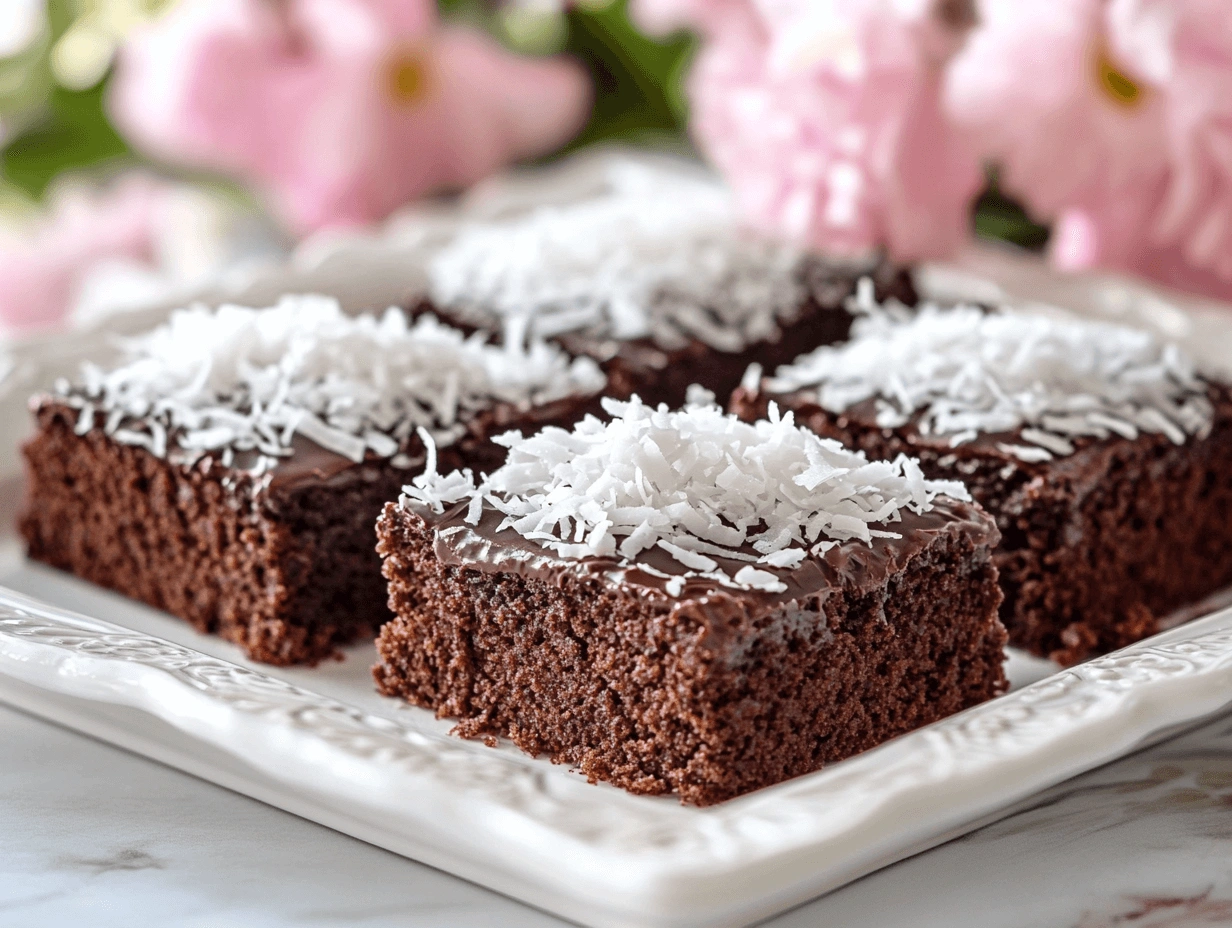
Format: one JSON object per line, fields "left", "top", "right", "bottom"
{"left": 5, "top": 151, "right": 1232, "bottom": 928}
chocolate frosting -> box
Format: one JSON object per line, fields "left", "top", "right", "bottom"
{"left": 414, "top": 495, "right": 1000, "bottom": 616}
{"left": 263, "top": 436, "right": 414, "bottom": 491}
{"left": 808, "top": 395, "right": 1058, "bottom": 469}
{"left": 420, "top": 252, "right": 908, "bottom": 371}
{"left": 34, "top": 380, "right": 603, "bottom": 499}
{"left": 778, "top": 380, "right": 1230, "bottom": 474}
{"left": 30, "top": 397, "right": 413, "bottom": 519}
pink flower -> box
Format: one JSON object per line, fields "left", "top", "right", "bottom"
{"left": 946, "top": 0, "right": 1232, "bottom": 299}
{"left": 629, "top": 0, "right": 750, "bottom": 37}
{"left": 1117, "top": 0, "right": 1232, "bottom": 284}
{"left": 688, "top": 1, "right": 984, "bottom": 261}
{"left": 108, "top": 0, "right": 590, "bottom": 234}
{"left": 0, "top": 176, "right": 163, "bottom": 333}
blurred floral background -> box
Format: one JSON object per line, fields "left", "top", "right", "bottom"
{"left": 2, "top": 0, "right": 1229, "bottom": 334}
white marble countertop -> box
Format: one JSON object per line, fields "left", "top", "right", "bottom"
{"left": 5, "top": 704, "right": 1232, "bottom": 928}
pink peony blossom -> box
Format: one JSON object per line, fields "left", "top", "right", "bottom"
{"left": 688, "top": 0, "right": 983, "bottom": 261}
{"left": 947, "top": 0, "right": 1232, "bottom": 299}
{"left": 0, "top": 176, "right": 163, "bottom": 332}
{"left": 108, "top": 0, "right": 590, "bottom": 234}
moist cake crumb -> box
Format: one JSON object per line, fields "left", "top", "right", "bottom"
{"left": 733, "top": 292, "right": 1232, "bottom": 664}
{"left": 20, "top": 296, "right": 604, "bottom": 664}
{"left": 375, "top": 397, "right": 1007, "bottom": 803}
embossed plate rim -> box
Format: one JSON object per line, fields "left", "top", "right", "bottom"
{"left": 4, "top": 584, "right": 1232, "bottom": 928}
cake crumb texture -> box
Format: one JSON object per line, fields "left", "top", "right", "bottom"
{"left": 374, "top": 505, "right": 1006, "bottom": 805}
{"left": 21, "top": 404, "right": 402, "bottom": 665}
{"left": 734, "top": 390, "right": 1232, "bottom": 665}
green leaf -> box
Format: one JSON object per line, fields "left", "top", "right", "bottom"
{"left": 972, "top": 174, "right": 1051, "bottom": 252}
{"left": 559, "top": 0, "right": 696, "bottom": 154}
{"left": 1, "top": 77, "right": 135, "bottom": 199}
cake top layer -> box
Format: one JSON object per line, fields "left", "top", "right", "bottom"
{"left": 762, "top": 283, "right": 1214, "bottom": 463}
{"left": 427, "top": 165, "right": 867, "bottom": 353}
{"left": 52, "top": 295, "right": 605, "bottom": 473}
{"left": 403, "top": 394, "right": 972, "bottom": 596}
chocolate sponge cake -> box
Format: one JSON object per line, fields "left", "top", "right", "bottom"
{"left": 732, "top": 287, "right": 1232, "bottom": 664}
{"left": 375, "top": 396, "right": 1007, "bottom": 804}
{"left": 421, "top": 167, "right": 915, "bottom": 408}
{"left": 20, "top": 296, "right": 605, "bottom": 665}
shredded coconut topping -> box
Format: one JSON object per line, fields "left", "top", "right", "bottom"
{"left": 428, "top": 166, "right": 863, "bottom": 352}
{"left": 54, "top": 295, "right": 605, "bottom": 472}
{"left": 403, "top": 396, "right": 970, "bottom": 596}
{"left": 763, "top": 283, "right": 1214, "bottom": 462}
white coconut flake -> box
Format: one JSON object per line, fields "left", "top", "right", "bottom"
{"left": 1019, "top": 428, "right": 1074, "bottom": 456}
{"left": 996, "top": 443, "right": 1054, "bottom": 463}
{"left": 733, "top": 565, "right": 786, "bottom": 593}
{"left": 765, "top": 293, "right": 1213, "bottom": 459}
{"left": 759, "top": 548, "right": 807, "bottom": 568}
{"left": 428, "top": 165, "right": 879, "bottom": 353}
{"left": 55, "top": 295, "right": 605, "bottom": 473}
{"left": 740, "top": 363, "right": 763, "bottom": 393}
{"left": 404, "top": 395, "right": 970, "bottom": 596}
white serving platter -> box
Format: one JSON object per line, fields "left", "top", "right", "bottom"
{"left": 5, "top": 151, "right": 1232, "bottom": 928}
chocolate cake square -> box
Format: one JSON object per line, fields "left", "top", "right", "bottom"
{"left": 20, "top": 296, "right": 605, "bottom": 665}
{"left": 420, "top": 168, "right": 915, "bottom": 408}
{"left": 374, "top": 396, "right": 1007, "bottom": 804}
{"left": 732, "top": 290, "right": 1232, "bottom": 664}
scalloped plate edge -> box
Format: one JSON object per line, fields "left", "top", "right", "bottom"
{"left": 5, "top": 586, "right": 1232, "bottom": 927}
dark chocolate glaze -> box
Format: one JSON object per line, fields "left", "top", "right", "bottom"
{"left": 785, "top": 394, "right": 1059, "bottom": 472}
{"left": 413, "top": 254, "right": 917, "bottom": 408}
{"left": 217, "top": 435, "right": 396, "bottom": 493}
{"left": 415, "top": 495, "right": 999, "bottom": 614}
{"left": 35, "top": 382, "right": 604, "bottom": 502}
{"left": 31, "top": 394, "right": 397, "bottom": 499}
{"left": 763, "top": 382, "right": 1227, "bottom": 485}
{"left": 734, "top": 387, "right": 1186, "bottom": 551}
